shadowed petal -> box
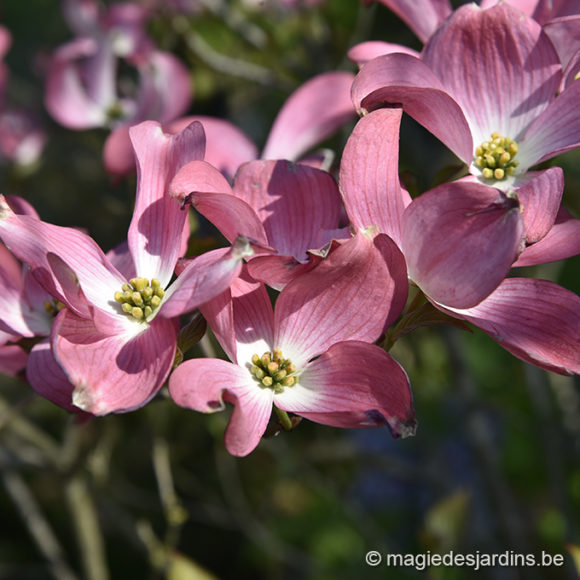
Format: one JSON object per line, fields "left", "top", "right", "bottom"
{"left": 340, "top": 108, "right": 411, "bottom": 247}
{"left": 169, "top": 358, "right": 273, "bottom": 457}
{"left": 402, "top": 182, "right": 524, "bottom": 309}
{"left": 441, "top": 278, "right": 580, "bottom": 375}
{"left": 53, "top": 309, "right": 177, "bottom": 415}
{"left": 276, "top": 341, "right": 416, "bottom": 438}
{"left": 352, "top": 53, "right": 473, "bottom": 162}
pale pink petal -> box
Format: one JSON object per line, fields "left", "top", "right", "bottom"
{"left": 261, "top": 72, "right": 356, "bottom": 161}
{"left": 103, "top": 126, "right": 135, "bottom": 176}
{"left": 275, "top": 232, "right": 408, "bottom": 366}
{"left": 520, "top": 80, "right": 580, "bottom": 168}
{"left": 515, "top": 167, "right": 563, "bottom": 244}
{"left": 128, "top": 120, "right": 205, "bottom": 285}
{"left": 170, "top": 159, "right": 233, "bottom": 200}
{"left": 160, "top": 238, "right": 254, "bottom": 319}
{"left": 442, "top": 278, "right": 580, "bottom": 375}
{"left": 232, "top": 160, "right": 342, "bottom": 260}
{"left": 0, "top": 199, "right": 126, "bottom": 316}
{"left": 44, "top": 38, "right": 110, "bottom": 129}
{"left": 201, "top": 270, "right": 275, "bottom": 365}
{"left": 165, "top": 115, "right": 258, "bottom": 179}
{"left": 169, "top": 358, "right": 274, "bottom": 457}
{"left": 276, "top": 341, "right": 415, "bottom": 437}
{"left": 26, "top": 339, "right": 78, "bottom": 412}
{"left": 369, "top": 0, "right": 452, "bottom": 43}
{"left": 347, "top": 41, "right": 420, "bottom": 67}
{"left": 53, "top": 310, "right": 177, "bottom": 415}
{"left": 133, "top": 51, "right": 193, "bottom": 124}
{"left": 514, "top": 206, "right": 580, "bottom": 267}
{"left": 352, "top": 53, "right": 473, "bottom": 162}
{"left": 339, "top": 108, "right": 411, "bottom": 248}
{"left": 402, "top": 183, "right": 524, "bottom": 309}
{"left": 422, "top": 3, "right": 561, "bottom": 147}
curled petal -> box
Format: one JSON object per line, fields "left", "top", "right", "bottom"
{"left": 441, "top": 278, "right": 580, "bottom": 375}
{"left": 276, "top": 341, "right": 416, "bottom": 438}
{"left": 169, "top": 358, "right": 273, "bottom": 457}
{"left": 347, "top": 41, "right": 420, "bottom": 67}
{"left": 402, "top": 183, "right": 524, "bottom": 309}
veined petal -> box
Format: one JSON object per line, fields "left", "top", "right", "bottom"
{"left": 347, "top": 41, "right": 420, "bottom": 68}
{"left": 276, "top": 341, "right": 415, "bottom": 437}
{"left": 232, "top": 160, "right": 342, "bottom": 261}
{"left": 26, "top": 339, "right": 79, "bottom": 413}
{"left": 422, "top": 3, "right": 561, "bottom": 146}
{"left": 352, "top": 53, "right": 473, "bottom": 162}
{"left": 53, "top": 309, "right": 177, "bottom": 415}
{"left": 246, "top": 254, "right": 320, "bottom": 291}
{"left": 160, "top": 237, "right": 254, "bottom": 319}
{"left": 401, "top": 182, "right": 524, "bottom": 309}
{"left": 543, "top": 15, "right": 580, "bottom": 70}
{"left": 201, "top": 270, "right": 275, "bottom": 366}
{"left": 520, "top": 80, "right": 580, "bottom": 168}
{"left": 170, "top": 159, "right": 268, "bottom": 245}
{"left": 128, "top": 120, "right": 205, "bottom": 286}
{"left": 0, "top": 198, "right": 126, "bottom": 317}
{"left": 275, "top": 232, "right": 407, "bottom": 366}
{"left": 261, "top": 71, "right": 356, "bottom": 161}
{"left": 514, "top": 206, "right": 580, "bottom": 267}
{"left": 169, "top": 358, "right": 274, "bottom": 457}
{"left": 165, "top": 115, "right": 258, "bottom": 180}
{"left": 441, "top": 278, "right": 580, "bottom": 375}
{"left": 339, "top": 108, "right": 411, "bottom": 248}
{"left": 515, "top": 167, "right": 563, "bottom": 244}
{"left": 369, "top": 0, "right": 452, "bottom": 44}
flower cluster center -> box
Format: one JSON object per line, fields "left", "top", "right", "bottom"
{"left": 474, "top": 132, "right": 519, "bottom": 180}
{"left": 250, "top": 349, "right": 298, "bottom": 394}
{"left": 114, "top": 277, "right": 165, "bottom": 321}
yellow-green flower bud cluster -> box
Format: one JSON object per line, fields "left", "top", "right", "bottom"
{"left": 250, "top": 349, "right": 298, "bottom": 394}
{"left": 114, "top": 277, "right": 164, "bottom": 321}
{"left": 474, "top": 132, "right": 519, "bottom": 180}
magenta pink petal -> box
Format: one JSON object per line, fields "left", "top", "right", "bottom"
{"left": 26, "top": 339, "right": 78, "bottom": 413}
{"left": 165, "top": 115, "right": 258, "bottom": 179}
{"left": 339, "top": 108, "right": 411, "bottom": 248}
{"left": 520, "top": 80, "right": 580, "bottom": 168}
{"left": 5, "top": 194, "right": 41, "bottom": 218}
{"left": 347, "top": 41, "right": 420, "bottom": 67}
{"left": 402, "top": 182, "right": 524, "bottom": 309}
{"left": 423, "top": 4, "right": 561, "bottom": 147}
{"left": 275, "top": 232, "right": 408, "bottom": 365}
{"left": 53, "top": 310, "right": 177, "bottom": 415}
{"left": 128, "top": 120, "right": 205, "bottom": 286}
{"left": 544, "top": 15, "right": 580, "bottom": 69}
{"left": 170, "top": 159, "right": 233, "bottom": 201}
{"left": 160, "top": 240, "right": 253, "bottom": 319}
{"left": 169, "top": 358, "right": 274, "bottom": 457}
{"left": 0, "top": 343, "right": 27, "bottom": 377}
{"left": 352, "top": 53, "right": 473, "bottom": 162}
{"left": 370, "top": 0, "right": 452, "bottom": 43}
{"left": 441, "top": 278, "right": 580, "bottom": 375}
{"left": 232, "top": 160, "right": 342, "bottom": 260}
{"left": 261, "top": 71, "right": 356, "bottom": 161}
{"left": 515, "top": 167, "right": 563, "bottom": 244}
{"left": 514, "top": 206, "right": 580, "bottom": 267}
{"left": 246, "top": 254, "right": 319, "bottom": 291}
{"left": 276, "top": 340, "right": 415, "bottom": 437}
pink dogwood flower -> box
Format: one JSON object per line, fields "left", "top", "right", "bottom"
{"left": 45, "top": 0, "right": 192, "bottom": 170}
{"left": 339, "top": 107, "right": 580, "bottom": 374}
{"left": 169, "top": 231, "right": 413, "bottom": 457}
{"left": 352, "top": 3, "right": 580, "bottom": 194}
{"left": 0, "top": 121, "right": 251, "bottom": 415}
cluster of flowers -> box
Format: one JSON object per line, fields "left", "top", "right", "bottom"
{"left": 1, "top": 0, "right": 579, "bottom": 456}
